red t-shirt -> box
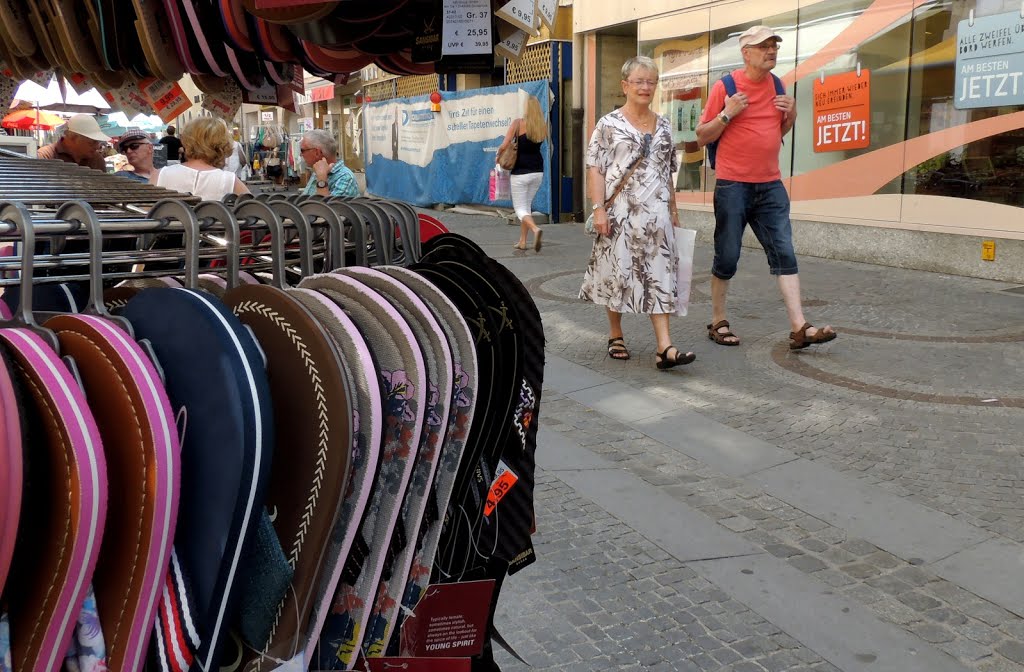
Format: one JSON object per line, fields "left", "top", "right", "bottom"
{"left": 701, "top": 69, "right": 784, "bottom": 183}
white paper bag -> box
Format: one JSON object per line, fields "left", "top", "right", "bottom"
{"left": 675, "top": 228, "right": 696, "bottom": 317}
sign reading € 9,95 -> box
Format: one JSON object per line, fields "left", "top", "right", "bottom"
{"left": 955, "top": 10, "right": 1024, "bottom": 109}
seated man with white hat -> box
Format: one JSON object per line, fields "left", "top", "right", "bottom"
{"left": 37, "top": 114, "right": 111, "bottom": 171}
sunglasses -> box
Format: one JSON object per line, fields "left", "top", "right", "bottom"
{"left": 123, "top": 143, "right": 147, "bottom": 152}
{"left": 641, "top": 132, "right": 652, "bottom": 158}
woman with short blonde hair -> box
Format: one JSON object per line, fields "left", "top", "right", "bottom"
{"left": 154, "top": 116, "right": 249, "bottom": 199}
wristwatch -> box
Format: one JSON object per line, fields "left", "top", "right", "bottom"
{"left": 718, "top": 112, "right": 731, "bottom": 125}
{"left": 591, "top": 203, "right": 604, "bottom": 211}
{"left": 316, "top": 179, "right": 328, "bottom": 189}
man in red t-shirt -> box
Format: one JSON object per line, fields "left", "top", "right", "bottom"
{"left": 696, "top": 25, "right": 836, "bottom": 350}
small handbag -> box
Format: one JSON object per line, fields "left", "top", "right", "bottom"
{"left": 585, "top": 153, "right": 645, "bottom": 235}
{"left": 497, "top": 121, "right": 519, "bottom": 171}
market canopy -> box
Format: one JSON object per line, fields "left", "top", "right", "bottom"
{"left": 0, "top": 0, "right": 552, "bottom": 120}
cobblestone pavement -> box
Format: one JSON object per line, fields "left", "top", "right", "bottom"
{"left": 427, "top": 211, "right": 1024, "bottom": 671}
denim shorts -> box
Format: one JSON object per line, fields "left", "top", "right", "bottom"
{"left": 711, "top": 179, "right": 798, "bottom": 279}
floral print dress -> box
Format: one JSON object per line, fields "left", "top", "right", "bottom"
{"left": 580, "top": 110, "right": 680, "bottom": 314}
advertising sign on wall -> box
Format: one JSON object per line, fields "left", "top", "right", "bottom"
{"left": 812, "top": 70, "right": 870, "bottom": 153}
{"left": 954, "top": 10, "right": 1024, "bottom": 109}
{"left": 363, "top": 80, "right": 551, "bottom": 212}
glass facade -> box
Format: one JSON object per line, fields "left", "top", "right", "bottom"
{"left": 634, "top": 0, "right": 1024, "bottom": 225}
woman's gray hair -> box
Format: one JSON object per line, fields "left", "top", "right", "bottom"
{"left": 303, "top": 128, "right": 338, "bottom": 158}
{"left": 621, "top": 56, "right": 659, "bottom": 81}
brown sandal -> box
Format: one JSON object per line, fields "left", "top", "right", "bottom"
{"left": 789, "top": 323, "right": 837, "bottom": 350}
{"left": 707, "top": 320, "right": 740, "bottom": 346}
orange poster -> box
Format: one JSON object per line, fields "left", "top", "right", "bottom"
{"left": 812, "top": 69, "right": 870, "bottom": 153}
{"left": 139, "top": 78, "right": 193, "bottom": 124}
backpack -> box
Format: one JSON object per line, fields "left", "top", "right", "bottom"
{"left": 706, "top": 72, "right": 786, "bottom": 170}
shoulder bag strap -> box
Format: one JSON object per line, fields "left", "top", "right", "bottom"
{"left": 603, "top": 152, "right": 644, "bottom": 209}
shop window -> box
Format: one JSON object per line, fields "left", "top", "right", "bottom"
{"left": 904, "top": 0, "right": 1024, "bottom": 208}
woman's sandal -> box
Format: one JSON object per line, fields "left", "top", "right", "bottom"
{"left": 607, "top": 337, "right": 630, "bottom": 360}
{"left": 707, "top": 320, "right": 740, "bottom": 346}
{"left": 789, "top": 323, "right": 837, "bottom": 350}
{"left": 533, "top": 229, "right": 543, "bottom": 252}
{"left": 656, "top": 345, "right": 696, "bottom": 370}
{"left": 512, "top": 242, "right": 528, "bottom": 250}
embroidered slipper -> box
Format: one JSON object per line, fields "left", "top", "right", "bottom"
{"left": 378, "top": 268, "right": 480, "bottom": 645}
{"left": 607, "top": 337, "right": 630, "bottom": 360}
{"left": 342, "top": 267, "right": 455, "bottom": 658}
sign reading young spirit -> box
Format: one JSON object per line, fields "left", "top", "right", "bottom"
{"left": 399, "top": 580, "right": 495, "bottom": 658}
{"left": 812, "top": 69, "right": 870, "bottom": 153}
{"left": 954, "top": 10, "right": 1024, "bottom": 109}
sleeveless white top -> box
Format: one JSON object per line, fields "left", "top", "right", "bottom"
{"left": 156, "top": 164, "right": 236, "bottom": 201}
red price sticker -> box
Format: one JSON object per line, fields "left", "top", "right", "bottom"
{"left": 483, "top": 461, "right": 518, "bottom": 517}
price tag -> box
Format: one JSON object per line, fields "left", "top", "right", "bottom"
{"left": 483, "top": 460, "right": 518, "bottom": 517}
{"left": 139, "top": 78, "right": 192, "bottom": 123}
{"left": 536, "top": 0, "right": 556, "bottom": 30}
{"left": 202, "top": 79, "right": 242, "bottom": 121}
{"left": 496, "top": 0, "right": 537, "bottom": 35}
{"left": 442, "top": 0, "right": 492, "bottom": 56}
{"left": 495, "top": 28, "right": 528, "bottom": 63}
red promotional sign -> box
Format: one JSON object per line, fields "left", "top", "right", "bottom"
{"left": 311, "top": 84, "right": 335, "bottom": 102}
{"left": 812, "top": 69, "right": 870, "bottom": 153}
{"left": 399, "top": 581, "right": 495, "bottom": 658}
{"left": 139, "top": 78, "right": 192, "bottom": 123}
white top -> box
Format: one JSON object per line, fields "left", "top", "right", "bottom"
{"left": 224, "top": 141, "right": 246, "bottom": 179}
{"left": 156, "top": 163, "right": 236, "bottom": 201}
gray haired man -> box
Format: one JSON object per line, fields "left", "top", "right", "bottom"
{"left": 299, "top": 129, "right": 359, "bottom": 198}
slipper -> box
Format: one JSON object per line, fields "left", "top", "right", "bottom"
{"left": 707, "top": 319, "right": 740, "bottom": 346}
{"left": 789, "top": 323, "right": 837, "bottom": 350}
{"left": 656, "top": 345, "right": 696, "bottom": 370}
{"left": 533, "top": 229, "right": 543, "bottom": 252}
{"left": 607, "top": 337, "right": 630, "bottom": 360}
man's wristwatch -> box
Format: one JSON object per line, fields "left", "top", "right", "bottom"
{"left": 591, "top": 203, "right": 604, "bottom": 211}
{"left": 718, "top": 112, "right": 731, "bottom": 125}
{"left": 316, "top": 179, "right": 328, "bottom": 189}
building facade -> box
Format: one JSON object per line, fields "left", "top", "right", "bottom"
{"left": 576, "top": 0, "right": 1024, "bottom": 282}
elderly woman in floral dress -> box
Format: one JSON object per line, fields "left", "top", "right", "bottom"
{"left": 580, "top": 56, "right": 695, "bottom": 370}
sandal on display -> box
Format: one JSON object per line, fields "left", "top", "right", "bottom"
{"left": 656, "top": 345, "right": 696, "bottom": 370}
{"left": 707, "top": 319, "right": 740, "bottom": 346}
{"left": 789, "top": 323, "right": 837, "bottom": 350}
{"left": 607, "top": 337, "right": 630, "bottom": 360}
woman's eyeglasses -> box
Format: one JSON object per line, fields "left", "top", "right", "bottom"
{"left": 627, "top": 79, "right": 658, "bottom": 88}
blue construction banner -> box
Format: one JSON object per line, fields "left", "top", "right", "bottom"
{"left": 363, "top": 80, "right": 551, "bottom": 213}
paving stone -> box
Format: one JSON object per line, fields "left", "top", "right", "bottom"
{"left": 890, "top": 566, "right": 934, "bottom": 587}
{"left": 788, "top": 555, "right": 827, "bottom": 573}
{"left": 995, "top": 641, "right": 1024, "bottom": 664}
{"left": 720, "top": 516, "right": 758, "bottom": 532}
{"left": 910, "top": 622, "right": 956, "bottom": 644}
{"left": 866, "top": 575, "right": 914, "bottom": 596}
{"left": 764, "top": 543, "right": 803, "bottom": 558}
{"left": 962, "top": 601, "right": 1013, "bottom": 627}
{"left": 841, "top": 563, "right": 881, "bottom": 579}
{"left": 898, "top": 591, "right": 943, "bottom": 611}
{"left": 940, "top": 637, "right": 1000, "bottom": 662}
{"left": 798, "top": 538, "right": 830, "bottom": 553}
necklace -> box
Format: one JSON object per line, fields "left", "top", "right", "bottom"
{"left": 622, "top": 108, "right": 653, "bottom": 132}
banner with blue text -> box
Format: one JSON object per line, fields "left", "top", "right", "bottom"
{"left": 363, "top": 80, "right": 551, "bottom": 213}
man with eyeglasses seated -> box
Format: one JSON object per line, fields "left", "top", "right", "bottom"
{"left": 695, "top": 25, "right": 837, "bottom": 350}
{"left": 113, "top": 129, "right": 157, "bottom": 182}
{"left": 37, "top": 114, "right": 110, "bottom": 171}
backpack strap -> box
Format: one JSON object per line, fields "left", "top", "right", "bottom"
{"left": 771, "top": 73, "right": 785, "bottom": 95}
{"left": 722, "top": 73, "right": 737, "bottom": 98}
